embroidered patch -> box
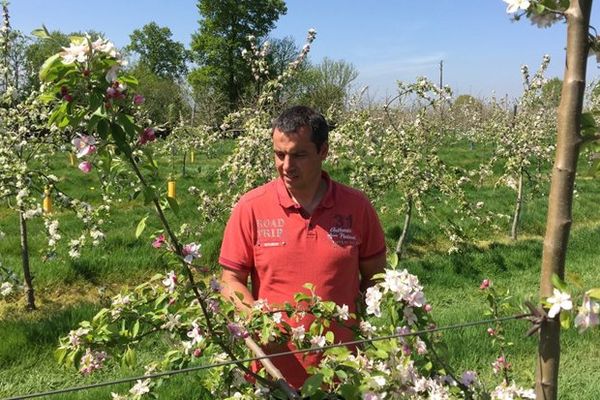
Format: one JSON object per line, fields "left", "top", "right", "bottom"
{"left": 328, "top": 227, "right": 359, "bottom": 247}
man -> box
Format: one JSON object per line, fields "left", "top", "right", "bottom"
{"left": 219, "top": 105, "right": 386, "bottom": 389}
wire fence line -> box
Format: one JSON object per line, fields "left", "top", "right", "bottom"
{"left": 1, "top": 313, "right": 533, "bottom": 400}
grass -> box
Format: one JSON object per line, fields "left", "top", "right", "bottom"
{"left": 1, "top": 138, "right": 599, "bottom": 399}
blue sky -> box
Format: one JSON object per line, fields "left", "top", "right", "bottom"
{"left": 7, "top": 0, "right": 600, "bottom": 100}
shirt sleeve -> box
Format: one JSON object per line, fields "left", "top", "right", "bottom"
{"left": 359, "top": 198, "right": 386, "bottom": 261}
{"left": 219, "top": 201, "right": 255, "bottom": 272}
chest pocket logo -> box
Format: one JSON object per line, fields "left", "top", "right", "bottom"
{"left": 328, "top": 214, "right": 359, "bottom": 247}
{"left": 256, "top": 217, "right": 286, "bottom": 246}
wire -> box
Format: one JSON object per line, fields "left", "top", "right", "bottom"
{"left": 1, "top": 313, "right": 532, "bottom": 400}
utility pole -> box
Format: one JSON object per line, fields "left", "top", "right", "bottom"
{"left": 439, "top": 60, "right": 444, "bottom": 123}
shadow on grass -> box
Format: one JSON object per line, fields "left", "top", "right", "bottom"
{"left": 404, "top": 238, "right": 542, "bottom": 285}
{"left": 0, "top": 303, "right": 99, "bottom": 367}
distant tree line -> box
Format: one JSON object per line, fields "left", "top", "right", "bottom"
{"left": 2, "top": 0, "right": 360, "bottom": 131}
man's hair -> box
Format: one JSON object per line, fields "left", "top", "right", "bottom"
{"left": 271, "top": 106, "right": 329, "bottom": 151}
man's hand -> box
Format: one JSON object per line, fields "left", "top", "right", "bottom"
{"left": 220, "top": 268, "right": 255, "bottom": 313}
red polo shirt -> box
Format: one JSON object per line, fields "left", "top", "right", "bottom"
{"left": 219, "top": 172, "right": 386, "bottom": 388}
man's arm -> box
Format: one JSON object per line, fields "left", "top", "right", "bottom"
{"left": 220, "top": 268, "right": 255, "bottom": 312}
{"left": 359, "top": 252, "right": 386, "bottom": 293}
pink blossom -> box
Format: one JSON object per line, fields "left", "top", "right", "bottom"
{"left": 574, "top": 294, "right": 600, "bottom": 332}
{"left": 133, "top": 94, "right": 145, "bottom": 105}
{"left": 72, "top": 135, "right": 97, "bottom": 158}
{"left": 460, "top": 370, "right": 478, "bottom": 386}
{"left": 78, "top": 161, "right": 92, "bottom": 173}
{"left": 138, "top": 128, "right": 156, "bottom": 145}
{"left": 424, "top": 304, "right": 432, "bottom": 312}
{"left": 487, "top": 327, "right": 496, "bottom": 336}
{"left": 78, "top": 349, "right": 107, "bottom": 375}
{"left": 480, "top": 279, "right": 490, "bottom": 290}
{"left": 105, "top": 81, "right": 126, "bottom": 99}
{"left": 209, "top": 276, "right": 221, "bottom": 292}
{"left": 152, "top": 234, "right": 165, "bottom": 249}
{"left": 162, "top": 271, "right": 177, "bottom": 293}
{"left": 207, "top": 299, "right": 220, "bottom": 313}
{"left": 227, "top": 322, "right": 248, "bottom": 339}
{"left": 492, "top": 355, "right": 511, "bottom": 375}
{"left": 182, "top": 242, "right": 201, "bottom": 263}
{"left": 187, "top": 321, "right": 204, "bottom": 345}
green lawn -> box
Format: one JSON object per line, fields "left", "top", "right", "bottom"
{"left": 0, "top": 139, "right": 599, "bottom": 399}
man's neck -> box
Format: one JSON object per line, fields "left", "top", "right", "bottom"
{"left": 289, "top": 178, "right": 327, "bottom": 215}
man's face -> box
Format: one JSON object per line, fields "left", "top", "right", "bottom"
{"left": 273, "top": 126, "right": 328, "bottom": 194}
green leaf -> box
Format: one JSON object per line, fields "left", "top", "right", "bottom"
{"left": 261, "top": 324, "right": 270, "bottom": 345}
{"left": 54, "top": 347, "right": 68, "bottom": 364}
{"left": 39, "top": 54, "right": 61, "bottom": 81}
{"left": 388, "top": 252, "right": 399, "bottom": 269}
{"left": 340, "top": 384, "right": 360, "bottom": 400}
{"left": 167, "top": 196, "right": 180, "bottom": 216}
{"left": 294, "top": 293, "right": 312, "bottom": 303}
{"left": 335, "top": 369, "right": 348, "bottom": 380}
{"left": 587, "top": 288, "right": 600, "bottom": 300}
{"left": 325, "top": 331, "right": 335, "bottom": 344}
{"left": 48, "top": 101, "right": 68, "bottom": 126}
{"left": 110, "top": 122, "right": 132, "bottom": 157}
{"left": 96, "top": 118, "right": 109, "bottom": 140}
{"left": 301, "top": 373, "right": 323, "bottom": 397}
{"left": 31, "top": 25, "right": 51, "bottom": 39}
{"left": 38, "top": 91, "right": 57, "bottom": 103}
{"left": 131, "top": 320, "right": 140, "bottom": 338}
{"left": 122, "top": 347, "right": 137, "bottom": 369}
{"left": 117, "top": 113, "right": 140, "bottom": 139}
{"left": 551, "top": 273, "right": 568, "bottom": 292}
{"left": 135, "top": 215, "right": 148, "bottom": 239}
{"left": 302, "top": 283, "right": 315, "bottom": 292}
{"left": 560, "top": 311, "right": 571, "bottom": 329}
{"left": 154, "top": 292, "right": 168, "bottom": 307}
{"left": 374, "top": 349, "right": 388, "bottom": 359}
{"left": 92, "top": 308, "right": 109, "bottom": 323}
{"left": 143, "top": 187, "right": 156, "bottom": 205}
{"left": 143, "top": 148, "right": 159, "bottom": 169}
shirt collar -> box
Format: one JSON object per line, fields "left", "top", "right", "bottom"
{"left": 276, "top": 171, "right": 335, "bottom": 210}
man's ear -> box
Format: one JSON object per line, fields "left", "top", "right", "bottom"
{"left": 320, "top": 142, "right": 329, "bottom": 160}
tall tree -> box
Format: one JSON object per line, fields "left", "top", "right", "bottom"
{"left": 128, "top": 63, "right": 190, "bottom": 126}
{"left": 541, "top": 77, "right": 563, "bottom": 108}
{"left": 189, "top": 0, "right": 287, "bottom": 111}
{"left": 298, "top": 57, "right": 359, "bottom": 114}
{"left": 126, "top": 22, "right": 188, "bottom": 81}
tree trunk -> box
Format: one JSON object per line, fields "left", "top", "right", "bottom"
{"left": 395, "top": 197, "right": 413, "bottom": 259}
{"left": 182, "top": 152, "right": 187, "bottom": 178}
{"left": 535, "top": 1, "right": 591, "bottom": 399}
{"left": 19, "top": 211, "right": 36, "bottom": 311}
{"left": 510, "top": 168, "right": 524, "bottom": 240}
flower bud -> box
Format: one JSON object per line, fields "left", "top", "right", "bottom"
{"left": 78, "top": 161, "right": 92, "bottom": 173}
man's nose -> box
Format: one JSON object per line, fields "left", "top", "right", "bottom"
{"left": 283, "top": 155, "right": 293, "bottom": 171}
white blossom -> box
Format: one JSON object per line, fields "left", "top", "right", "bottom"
{"left": 129, "top": 379, "right": 151, "bottom": 396}
{"left": 547, "top": 288, "right": 573, "bottom": 318}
